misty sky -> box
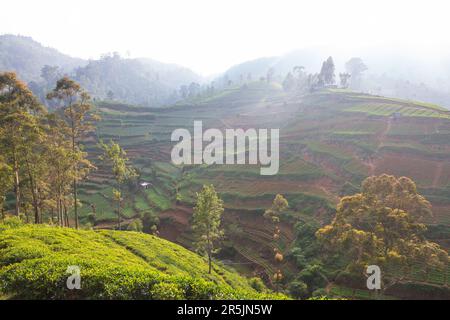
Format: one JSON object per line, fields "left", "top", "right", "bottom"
{"left": 1, "top": 0, "right": 450, "bottom": 76}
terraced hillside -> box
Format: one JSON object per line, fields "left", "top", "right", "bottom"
{"left": 0, "top": 219, "right": 284, "bottom": 299}
{"left": 78, "top": 83, "right": 450, "bottom": 291}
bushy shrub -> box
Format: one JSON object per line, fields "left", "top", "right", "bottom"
{"left": 150, "top": 282, "right": 184, "bottom": 300}
{"left": 0, "top": 223, "right": 288, "bottom": 300}
{"left": 127, "top": 219, "right": 143, "bottom": 232}
{"left": 248, "top": 277, "right": 266, "bottom": 293}
{"left": 288, "top": 280, "right": 308, "bottom": 299}
{"left": 0, "top": 216, "right": 24, "bottom": 231}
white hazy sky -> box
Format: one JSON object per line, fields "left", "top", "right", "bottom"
{"left": 1, "top": 0, "right": 450, "bottom": 75}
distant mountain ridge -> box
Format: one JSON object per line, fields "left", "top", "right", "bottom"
{"left": 0, "top": 34, "right": 86, "bottom": 83}
{"left": 3, "top": 34, "right": 450, "bottom": 108}
{"left": 73, "top": 54, "right": 203, "bottom": 106}
{"left": 0, "top": 35, "right": 203, "bottom": 107}
{"left": 217, "top": 47, "right": 450, "bottom": 108}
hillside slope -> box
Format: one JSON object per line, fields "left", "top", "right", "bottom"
{"left": 0, "top": 219, "right": 284, "bottom": 299}
{"left": 0, "top": 34, "right": 86, "bottom": 82}
{"left": 86, "top": 85, "right": 450, "bottom": 224}
{"left": 73, "top": 55, "right": 202, "bottom": 106}
{"left": 216, "top": 48, "right": 450, "bottom": 106}
{"left": 0, "top": 35, "right": 203, "bottom": 107}
{"left": 74, "top": 85, "right": 450, "bottom": 287}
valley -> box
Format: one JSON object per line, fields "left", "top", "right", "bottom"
{"left": 2, "top": 33, "right": 450, "bottom": 301}
{"left": 72, "top": 82, "right": 450, "bottom": 298}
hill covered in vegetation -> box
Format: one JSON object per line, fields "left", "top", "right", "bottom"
{"left": 73, "top": 54, "right": 202, "bottom": 106}
{"left": 1, "top": 66, "right": 449, "bottom": 299}
{"left": 75, "top": 83, "right": 450, "bottom": 299}
{"left": 86, "top": 83, "right": 450, "bottom": 229}
{"left": 0, "top": 34, "right": 86, "bottom": 83}
{"left": 0, "top": 218, "right": 284, "bottom": 300}
{"left": 0, "top": 35, "right": 202, "bottom": 107}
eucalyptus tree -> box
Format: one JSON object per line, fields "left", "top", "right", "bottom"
{"left": 0, "top": 72, "right": 45, "bottom": 217}
{"left": 47, "top": 77, "right": 98, "bottom": 229}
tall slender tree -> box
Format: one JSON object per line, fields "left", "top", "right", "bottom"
{"left": 0, "top": 72, "right": 45, "bottom": 216}
{"left": 192, "top": 184, "right": 224, "bottom": 274}
{"left": 43, "top": 114, "right": 79, "bottom": 226}
{"left": 319, "top": 56, "right": 336, "bottom": 86}
{"left": 99, "top": 140, "right": 136, "bottom": 230}
{"left": 47, "top": 77, "right": 97, "bottom": 229}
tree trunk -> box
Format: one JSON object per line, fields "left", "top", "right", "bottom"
{"left": 59, "top": 198, "right": 63, "bottom": 227}
{"left": 73, "top": 179, "right": 78, "bottom": 229}
{"left": 24, "top": 207, "right": 29, "bottom": 223}
{"left": 56, "top": 196, "right": 60, "bottom": 226}
{"left": 117, "top": 200, "right": 121, "bottom": 230}
{"left": 208, "top": 250, "right": 212, "bottom": 274}
{"left": 26, "top": 161, "right": 40, "bottom": 224}
{"left": 70, "top": 113, "right": 79, "bottom": 230}
{"left": 64, "top": 203, "right": 70, "bottom": 228}
{"left": 13, "top": 167, "right": 20, "bottom": 216}
{"left": 57, "top": 189, "right": 62, "bottom": 226}
{"left": 206, "top": 229, "right": 212, "bottom": 274}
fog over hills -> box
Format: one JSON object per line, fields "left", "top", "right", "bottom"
{"left": 0, "top": 34, "right": 86, "bottom": 82}
{"left": 2, "top": 34, "right": 450, "bottom": 108}
{"left": 0, "top": 35, "right": 202, "bottom": 106}
{"left": 218, "top": 46, "right": 450, "bottom": 107}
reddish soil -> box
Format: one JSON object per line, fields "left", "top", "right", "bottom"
{"left": 374, "top": 153, "right": 445, "bottom": 186}
{"left": 158, "top": 205, "right": 192, "bottom": 243}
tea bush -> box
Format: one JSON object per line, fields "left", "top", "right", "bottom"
{"left": 0, "top": 221, "right": 287, "bottom": 300}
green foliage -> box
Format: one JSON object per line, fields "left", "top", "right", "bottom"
{"left": 288, "top": 280, "right": 308, "bottom": 299}
{"left": 0, "top": 158, "right": 12, "bottom": 215}
{"left": 150, "top": 282, "right": 184, "bottom": 300}
{"left": 248, "top": 277, "right": 266, "bottom": 293}
{"left": 263, "top": 194, "right": 288, "bottom": 223}
{"left": 0, "top": 72, "right": 46, "bottom": 218}
{"left": 72, "top": 54, "right": 200, "bottom": 106}
{"left": 0, "top": 223, "right": 286, "bottom": 300}
{"left": 99, "top": 139, "right": 137, "bottom": 229}
{"left": 317, "top": 174, "right": 449, "bottom": 290}
{"left": 142, "top": 211, "right": 159, "bottom": 233}
{"left": 99, "top": 140, "right": 137, "bottom": 185}
{"left": 127, "top": 219, "right": 143, "bottom": 232}
{"left": 0, "top": 216, "right": 24, "bottom": 231}
{"left": 290, "top": 221, "right": 321, "bottom": 267}
{"left": 297, "top": 264, "right": 328, "bottom": 294}
{"left": 192, "top": 184, "right": 224, "bottom": 273}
